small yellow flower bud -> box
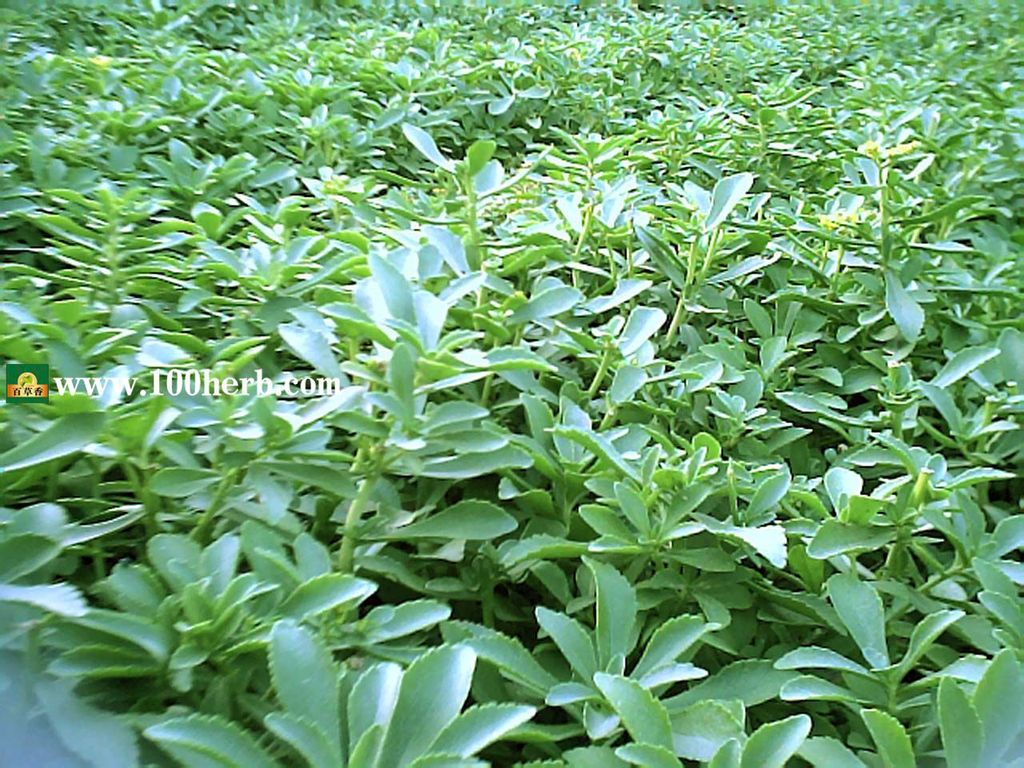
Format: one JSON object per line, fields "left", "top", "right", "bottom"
{"left": 884, "top": 141, "right": 920, "bottom": 158}
{"left": 858, "top": 139, "right": 882, "bottom": 158}
{"left": 89, "top": 55, "right": 112, "bottom": 69}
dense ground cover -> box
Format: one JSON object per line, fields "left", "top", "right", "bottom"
{"left": 1, "top": 0, "right": 1023, "bottom": 765}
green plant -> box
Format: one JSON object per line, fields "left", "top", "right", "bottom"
{"left": 1, "top": 0, "right": 1022, "bottom": 766}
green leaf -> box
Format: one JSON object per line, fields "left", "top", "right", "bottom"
{"left": 150, "top": 468, "right": 220, "bottom": 498}
{"left": 774, "top": 647, "right": 870, "bottom": 676}
{"left": 377, "top": 646, "right": 476, "bottom": 767}
{"left": 618, "top": 307, "right": 667, "bottom": 356}
{"left": 705, "top": 173, "right": 754, "bottom": 230}
{"left": 402, "top": 123, "right": 454, "bottom": 172}
{"left": 0, "top": 534, "right": 61, "bottom": 581}
{"left": 280, "top": 574, "right": 376, "bottom": 620}
{"left": 780, "top": 675, "right": 858, "bottom": 703}
{"left": 0, "top": 583, "right": 85, "bottom": 616}
{"left": 509, "top": 285, "right": 583, "bottom": 324}
{"left": 666, "top": 660, "right": 797, "bottom": 710}
{"left": 0, "top": 413, "right": 104, "bottom": 472}
{"left": 938, "top": 678, "right": 983, "bottom": 768}
{"left": 697, "top": 516, "right": 788, "bottom": 568}
{"left": 442, "top": 621, "right": 557, "bottom": 694}
{"left": 145, "top": 714, "right": 279, "bottom": 768}
{"left": 536, "top": 607, "right": 599, "bottom": 680}
{"left": 861, "top": 709, "right": 916, "bottom": 768}
{"left": 807, "top": 521, "right": 894, "bottom": 558}
{"left": 361, "top": 600, "right": 451, "bottom": 643}
{"left": 279, "top": 321, "right": 343, "bottom": 379}
{"left": 586, "top": 557, "right": 637, "bottom": 667}
{"left": 251, "top": 162, "right": 295, "bottom": 188}
{"left": 827, "top": 573, "right": 890, "bottom": 669}
{"left": 369, "top": 252, "right": 416, "bottom": 323}
{"left": 740, "top": 714, "right": 811, "bottom": 768}
{"left": 708, "top": 739, "right": 742, "bottom": 768}
{"left": 990, "top": 515, "right": 1024, "bottom": 558}
{"left": 268, "top": 621, "right": 341, "bottom": 759}
{"left": 669, "top": 701, "right": 746, "bottom": 762}
{"left": 551, "top": 426, "right": 638, "bottom": 481}
{"left": 465, "top": 140, "right": 496, "bottom": 176}
{"left": 824, "top": 467, "right": 862, "bottom": 513}
{"left": 747, "top": 470, "right": 791, "bottom": 519}
{"left": 615, "top": 743, "right": 682, "bottom": 768}
{"left": 973, "top": 649, "right": 1024, "bottom": 765}
{"left": 36, "top": 679, "right": 139, "bottom": 768}
{"left": 419, "top": 445, "right": 533, "bottom": 479}
{"left": 259, "top": 462, "right": 358, "bottom": 499}
{"left": 608, "top": 365, "right": 647, "bottom": 405}
{"left": 265, "top": 714, "right": 339, "bottom": 768}
{"left": 389, "top": 342, "right": 418, "bottom": 425}
{"left": 798, "top": 737, "right": 868, "bottom": 768}
{"left": 594, "top": 673, "right": 674, "bottom": 751}
{"left": 930, "top": 347, "right": 999, "bottom": 388}
{"left": 387, "top": 500, "right": 517, "bottom": 540}
{"left": 348, "top": 662, "right": 401, "bottom": 749}
{"left": 430, "top": 703, "right": 535, "bottom": 757}
{"left": 72, "top": 609, "right": 174, "bottom": 661}
{"left": 896, "top": 610, "right": 963, "bottom": 677}
{"left": 884, "top": 271, "right": 924, "bottom": 343}
{"left": 633, "top": 616, "right": 715, "bottom": 680}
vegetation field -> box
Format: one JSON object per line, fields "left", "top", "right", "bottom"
{"left": 1, "top": 0, "right": 1022, "bottom": 766}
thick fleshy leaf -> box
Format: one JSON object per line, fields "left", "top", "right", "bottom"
{"left": 0, "top": 413, "right": 105, "bottom": 472}
{"left": 618, "top": 307, "right": 667, "bottom": 356}
{"left": 669, "top": 701, "right": 745, "bottom": 761}
{"left": 884, "top": 271, "right": 924, "bottom": 343}
{"left": 740, "top": 714, "right": 811, "bottom": 768}
{"left": 938, "top": 678, "right": 983, "bottom": 768}
{"left": 268, "top": 621, "right": 341, "bottom": 758}
{"left": 536, "top": 607, "right": 598, "bottom": 680}
{"left": 145, "top": 714, "right": 279, "bottom": 768}
{"left": 827, "top": 574, "right": 890, "bottom": 669}
{"left": 633, "top": 616, "right": 715, "bottom": 680}
{"left": 279, "top": 574, "right": 376, "bottom": 620}
{"left": 861, "top": 709, "right": 916, "bottom": 768}
{"left": 974, "top": 650, "right": 1024, "bottom": 765}
{"left": 377, "top": 646, "right": 476, "bottom": 767}
{"left": 402, "top": 123, "right": 454, "bottom": 172}
{"left": 594, "top": 673, "right": 673, "bottom": 751}
{"left": 586, "top": 558, "right": 637, "bottom": 668}
{"left": 429, "top": 704, "right": 535, "bottom": 757}
{"left": 705, "top": 173, "right": 754, "bottom": 230}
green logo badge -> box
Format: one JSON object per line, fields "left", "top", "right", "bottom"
{"left": 5, "top": 363, "right": 50, "bottom": 403}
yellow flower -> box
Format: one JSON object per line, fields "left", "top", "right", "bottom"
{"left": 322, "top": 176, "right": 348, "bottom": 195}
{"left": 884, "top": 140, "right": 920, "bottom": 158}
{"left": 858, "top": 139, "right": 881, "bottom": 158}
{"left": 818, "top": 213, "right": 839, "bottom": 231}
{"left": 818, "top": 210, "right": 859, "bottom": 231}
{"left": 89, "top": 55, "right": 113, "bottom": 69}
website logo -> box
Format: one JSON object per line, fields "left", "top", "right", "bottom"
{"left": 5, "top": 363, "right": 50, "bottom": 403}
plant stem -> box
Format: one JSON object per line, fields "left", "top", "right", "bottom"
{"left": 598, "top": 406, "right": 616, "bottom": 431}
{"left": 879, "top": 168, "right": 891, "bottom": 266}
{"left": 667, "top": 237, "right": 704, "bottom": 345}
{"left": 665, "top": 290, "right": 688, "bottom": 346}
{"left": 464, "top": 171, "right": 483, "bottom": 271}
{"left": 572, "top": 204, "right": 593, "bottom": 264}
{"left": 587, "top": 343, "right": 613, "bottom": 399}
{"left": 124, "top": 461, "right": 159, "bottom": 538}
{"left": 337, "top": 464, "right": 375, "bottom": 574}
{"left": 193, "top": 470, "right": 239, "bottom": 544}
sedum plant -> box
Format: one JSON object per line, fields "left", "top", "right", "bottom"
{"left": 0, "top": 0, "right": 1022, "bottom": 766}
